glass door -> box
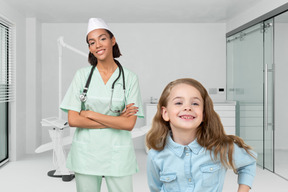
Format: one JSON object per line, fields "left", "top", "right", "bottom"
{"left": 227, "top": 22, "right": 265, "bottom": 167}
{"left": 227, "top": 7, "right": 288, "bottom": 179}
{"left": 274, "top": 11, "right": 288, "bottom": 180}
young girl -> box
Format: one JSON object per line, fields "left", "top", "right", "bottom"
{"left": 146, "top": 78, "right": 257, "bottom": 192}
{"left": 60, "top": 18, "right": 144, "bottom": 192}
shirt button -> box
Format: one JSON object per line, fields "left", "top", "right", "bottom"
{"left": 186, "top": 153, "right": 189, "bottom": 156}
{"left": 166, "top": 177, "right": 170, "bottom": 181}
{"left": 210, "top": 167, "right": 213, "bottom": 171}
{"left": 188, "top": 178, "right": 191, "bottom": 182}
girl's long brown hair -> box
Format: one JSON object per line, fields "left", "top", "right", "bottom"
{"left": 146, "top": 78, "right": 256, "bottom": 172}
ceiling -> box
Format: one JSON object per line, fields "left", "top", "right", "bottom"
{"left": 4, "top": 0, "right": 264, "bottom": 23}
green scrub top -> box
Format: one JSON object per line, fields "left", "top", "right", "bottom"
{"left": 60, "top": 66, "right": 144, "bottom": 177}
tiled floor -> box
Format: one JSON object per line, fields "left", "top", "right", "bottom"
{"left": 0, "top": 149, "right": 287, "bottom": 192}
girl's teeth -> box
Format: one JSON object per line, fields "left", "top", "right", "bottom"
{"left": 181, "top": 116, "right": 193, "bottom": 119}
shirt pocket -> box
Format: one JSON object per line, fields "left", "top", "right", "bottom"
{"left": 84, "top": 95, "right": 109, "bottom": 112}
{"left": 200, "top": 163, "right": 221, "bottom": 187}
{"left": 110, "top": 83, "right": 126, "bottom": 113}
{"left": 160, "top": 173, "right": 180, "bottom": 192}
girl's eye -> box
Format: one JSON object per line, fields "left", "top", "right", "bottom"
{"left": 192, "top": 102, "right": 199, "bottom": 106}
{"left": 100, "top": 37, "right": 106, "bottom": 41}
{"left": 175, "top": 102, "right": 182, "bottom": 105}
{"left": 89, "top": 42, "right": 95, "bottom": 46}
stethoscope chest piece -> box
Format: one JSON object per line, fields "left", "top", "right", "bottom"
{"left": 79, "top": 93, "right": 87, "bottom": 102}
{"left": 80, "top": 87, "right": 89, "bottom": 102}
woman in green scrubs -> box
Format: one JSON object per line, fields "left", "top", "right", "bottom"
{"left": 60, "top": 18, "right": 144, "bottom": 192}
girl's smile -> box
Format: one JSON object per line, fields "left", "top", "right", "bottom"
{"left": 179, "top": 114, "right": 195, "bottom": 120}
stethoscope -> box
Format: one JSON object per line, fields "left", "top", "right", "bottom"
{"left": 79, "top": 59, "right": 127, "bottom": 113}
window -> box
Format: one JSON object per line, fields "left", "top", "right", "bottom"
{"left": 0, "top": 17, "right": 14, "bottom": 166}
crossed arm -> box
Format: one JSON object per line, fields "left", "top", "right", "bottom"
{"left": 68, "top": 103, "right": 138, "bottom": 131}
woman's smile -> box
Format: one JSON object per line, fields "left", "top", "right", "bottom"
{"left": 96, "top": 49, "right": 105, "bottom": 55}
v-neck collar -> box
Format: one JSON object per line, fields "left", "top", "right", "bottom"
{"left": 95, "top": 66, "right": 119, "bottom": 86}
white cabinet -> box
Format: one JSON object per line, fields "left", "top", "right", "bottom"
{"left": 145, "top": 101, "right": 236, "bottom": 135}
{"left": 214, "top": 102, "right": 236, "bottom": 135}
{"left": 145, "top": 103, "right": 158, "bottom": 126}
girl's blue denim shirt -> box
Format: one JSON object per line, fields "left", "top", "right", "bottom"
{"left": 147, "top": 133, "right": 257, "bottom": 192}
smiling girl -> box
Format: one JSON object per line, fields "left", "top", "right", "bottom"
{"left": 146, "top": 78, "right": 257, "bottom": 192}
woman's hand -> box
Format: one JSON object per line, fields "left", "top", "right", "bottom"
{"left": 80, "top": 110, "right": 91, "bottom": 118}
{"left": 68, "top": 110, "right": 106, "bottom": 129}
{"left": 120, "top": 103, "right": 138, "bottom": 117}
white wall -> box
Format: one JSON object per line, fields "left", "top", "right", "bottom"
{"left": 0, "top": 0, "right": 26, "bottom": 160}
{"left": 226, "top": 0, "right": 288, "bottom": 32}
{"left": 26, "top": 18, "right": 42, "bottom": 154}
{"left": 41, "top": 22, "right": 227, "bottom": 148}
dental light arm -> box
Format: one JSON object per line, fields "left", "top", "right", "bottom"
{"left": 57, "top": 36, "right": 87, "bottom": 119}
{"left": 57, "top": 36, "right": 87, "bottom": 57}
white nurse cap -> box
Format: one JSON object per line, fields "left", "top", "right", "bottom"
{"left": 87, "top": 18, "right": 110, "bottom": 35}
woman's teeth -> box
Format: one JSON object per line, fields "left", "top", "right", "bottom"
{"left": 97, "top": 50, "right": 104, "bottom": 54}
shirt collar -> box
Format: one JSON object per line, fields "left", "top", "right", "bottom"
{"left": 166, "top": 132, "right": 202, "bottom": 158}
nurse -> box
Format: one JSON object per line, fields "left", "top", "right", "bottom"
{"left": 60, "top": 18, "right": 144, "bottom": 192}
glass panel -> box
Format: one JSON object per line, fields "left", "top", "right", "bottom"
{"left": 263, "top": 19, "right": 274, "bottom": 172}
{"left": 227, "top": 23, "right": 264, "bottom": 167}
{"left": 0, "top": 23, "right": 9, "bottom": 166}
{"left": 274, "top": 11, "right": 288, "bottom": 179}
{"left": 0, "top": 102, "right": 8, "bottom": 165}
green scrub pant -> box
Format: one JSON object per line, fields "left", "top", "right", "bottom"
{"left": 75, "top": 173, "right": 133, "bottom": 192}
